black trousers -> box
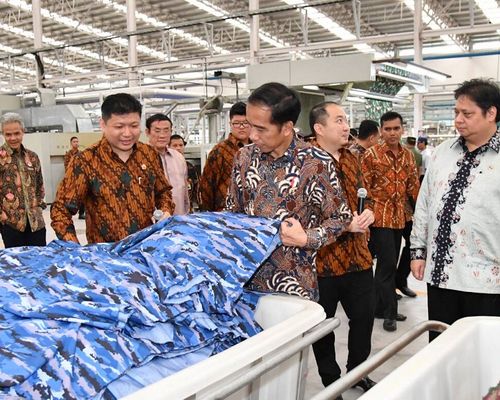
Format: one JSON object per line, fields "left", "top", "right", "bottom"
{"left": 427, "top": 284, "right": 500, "bottom": 342}
{"left": 2, "top": 221, "right": 46, "bottom": 248}
{"left": 312, "top": 268, "right": 375, "bottom": 386}
{"left": 395, "top": 220, "right": 412, "bottom": 290}
{"left": 369, "top": 227, "right": 403, "bottom": 320}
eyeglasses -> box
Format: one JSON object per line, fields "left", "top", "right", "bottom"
{"left": 231, "top": 121, "right": 249, "bottom": 128}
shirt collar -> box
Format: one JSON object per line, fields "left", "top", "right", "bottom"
{"left": 228, "top": 133, "right": 246, "bottom": 149}
{"left": 452, "top": 130, "right": 500, "bottom": 153}
{"left": 257, "top": 134, "right": 298, "bottom": 163}
{"left": 379, "top": 141, "right": 402, "bottom": 154}
{"left": 2, "top": 142, "right": 25, "bottom": 156}
{"left": 101, "top": 137, "right": 137, "bottom": 159}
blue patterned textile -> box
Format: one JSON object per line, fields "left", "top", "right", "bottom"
{"left": 0, "top": 212, "right": 281, "bottom": 399}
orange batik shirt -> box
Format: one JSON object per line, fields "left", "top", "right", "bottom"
{"left": 311, "top": 143, "right": 373, "bottom": 277}
{"left": 51, "top": 138, "right": 174, "bottom": 244}
{"left": 361, "top": 142, "right": 420, "bottom": 229}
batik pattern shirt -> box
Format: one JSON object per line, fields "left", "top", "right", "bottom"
{"left": 0, "top": 143, "right": 45, "bottom": 232}
{"left": 199, "top": 134, "right": 245, "bottom": 211}
{"left": 312, "top": 145, "right": 373, "bottom": 277}
{"left": 361, "top": 142, "right": 420, "bottom": 229}
{"left": 226, "top": 136, "right": 352, "bottom": 300}
{"left": 410, "top": 133, "right": 500, "bottom": 294}
{"left": 187, "top": 160, "right": 200, "bottom": 211}
{"left": 51, "top": 138, "right": 174, "bottom": 244}
{"left": 64, "top": 148, "right": 79, "bottom": 170}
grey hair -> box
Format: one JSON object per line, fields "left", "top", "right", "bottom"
{"left": 1, "top": 112, "right": 25, "bottom": 131}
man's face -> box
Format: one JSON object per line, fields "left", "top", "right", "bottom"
{"left": 100, "top": 112, "right": 141, "bottom": 154}
{"left": 146, "top": 119, "right": 172, "bottom": 152}
{"left": 380, "top": 118, "right": 403, "bottom": 147}
{"left": 70, "top": 138, "right": 79, "bottom": 150}
{"left": 2, "top": 121, "right": 24, "bottom": 150}
{"left": 247, "top": 102, "right": 293, "bottom": 159}
{"left": 315, "top": 104, "right": 350, "bottom": 149}
{"left": 417, "top": 141, "right": 426, "bottom": 151}
{"left": 230, "top": 114, "right": 250, "bottom": 142}
{"left": 454, "top": 95, "right": 497, "bottom": 141}
{"left": 169, "top": 138, "right": 185, "bottom": 155}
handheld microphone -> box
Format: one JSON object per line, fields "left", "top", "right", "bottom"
{"left": 153, "top": 209, "right": 164, "bottom": 222}
{"left": 357, "top": 188, "right": 368, "bottom": 215}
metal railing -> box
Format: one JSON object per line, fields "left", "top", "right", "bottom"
{"left": 209, "top": 317, "right": 342, "bottom": 400}
{"left": 310, "top": 320, "right": 450, "bottom": 400}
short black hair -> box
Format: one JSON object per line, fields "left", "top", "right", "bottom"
{"left": 170, "top": 134, "right": 186, "bottom": 145}
{"left": 358, "top": 119, "right": 379, "bottom": 140}
{"left": 70, "top": 136, "right": 78, "bottom": 142}
{"left": 229, "top": 102, "right": 246, "bottom": 119}
{"left": 455, "top": 79, "right": 500, "bottom": 123}
{"left": 380, "top": 111, "right": 403, "bottom": 128}
{"left": 417, "top": 137, "right": 428, "bottom": 145}
{"left": 101, "top": 93, "right": 142, "bottom": 122}
{"left": 146, "top": 114, "right": 173, "bottom": 130}
{"left": 309, "top": 101, "right": 338, "bottom": 135}
{"left": 406, "top": 136, "right": 416, "bottom": 146}
{"left": 248, "top": 82, "right": 301, "bottom": 125}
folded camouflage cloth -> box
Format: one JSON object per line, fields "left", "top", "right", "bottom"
{"left": 0, "top": 212, "right": 281, "bottom": 399}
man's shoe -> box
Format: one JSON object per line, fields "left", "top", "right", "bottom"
{"left": 399, "top": 286, "right": 417, "bottom": 298}
{"left": 396, "top": 293, "right": 403, "bottom": 300}
{"left": 376, "top": 313, "right": 406, "bottom": 321}
{"left": 352, "top": 376, "right": 377, "bottom": 392}
{"left": 383, "top": 319, "right": 397, "bottom": 332}
{"left": 395, "top": 313, "right": 407, "bottom": 321}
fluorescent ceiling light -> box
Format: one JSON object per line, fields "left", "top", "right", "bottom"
{"left": 98, "top": 0, "right": 230, "bottom": 55}
{"left": 475, "top": 0, "right": 500, "bottom": 24}
{"left": 404, "top": 0, "right": 465, "bottom": 50}
{"left": 185, "top": 0, "right": 307, "bottom": 56}
{"left": 282, "top": 0, "right": 390, "bottom": 58}
{"left": 303, "top": 85, "right": 319, "bottom": 91}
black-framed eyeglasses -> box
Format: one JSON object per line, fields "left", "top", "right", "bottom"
{"left": 231, "top": 121, "right": 249, "bottom": 128}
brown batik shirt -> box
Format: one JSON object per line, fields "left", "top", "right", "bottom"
{"left": 64, "top": 148, "right": 80, "bottom": 170}
{"left": 51, "top": 138, "right": 174, "bottom": 244}
{"left": 0, "top": 143, "right": 46, "bottom": 232}
{"left": 226, "top": 136, "right": 352, "bottom": 301}
{"left": 311, "top": 143, "right": 373, "bottom": 277}
{"left": 199, "top": 134, "right": 245, "bottom": 211}
{"left": 361, "top": 142, "right": 420, "bottom": 229}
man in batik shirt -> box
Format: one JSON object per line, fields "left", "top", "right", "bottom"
{"left": 349, "top": 119, "right": 380, "bottom": 158}
{"left": 51, "top": 93, "right": 174, "bottom": 244}
{"left": 309, "top": 102, "right": 376, "bottom": 393}
{"left": 199, "top": 101, "right": 250, "bottom": 211}
{"left": 0, "top": 113, "right": 46, "bottom": 247}
{"left": 64, "top": 136, "right": 85, "bottom": 220}
{"left": 226, "top": 82, "right": 355, "bottom": 301}
{"left": 362, "top": 111, "right": 420, "bottom": 332}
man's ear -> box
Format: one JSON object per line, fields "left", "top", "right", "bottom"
{"left": 487, "top": 106, "right": 498, "bottom": 123}
{"left": 282, "top": 120, "right": 294, "bottom": 136}
{"left": 313, "top": 122, "right": 323, "bottom": 138}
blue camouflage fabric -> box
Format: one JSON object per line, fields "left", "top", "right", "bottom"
{"left": 0, "top": 212, "right": 281, "bottom": 399}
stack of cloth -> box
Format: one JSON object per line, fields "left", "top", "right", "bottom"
{"left": 0, "top": 212, "right": 281, "bottom": 399}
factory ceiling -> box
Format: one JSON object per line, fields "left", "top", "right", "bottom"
{"left": 0, "top": 0, "right": 498, "bottom": 97}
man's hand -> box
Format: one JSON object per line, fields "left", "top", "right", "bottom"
{"left": 347, "top": 211, "right": 373, "bottom": 233}
{"left": 280, "top": 218, "right": 307, "bottom": 247}
{"left": 411, "top": 259, "right": 426, "bottom": 280}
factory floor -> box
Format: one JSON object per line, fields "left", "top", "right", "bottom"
{"left": 1, "top": 210, "right": 430, "bottom": 399}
